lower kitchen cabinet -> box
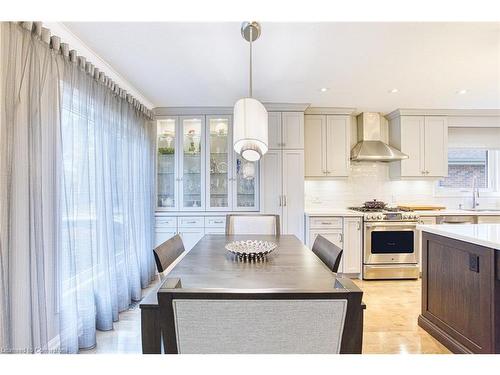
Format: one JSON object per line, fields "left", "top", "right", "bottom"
{"left": 342, "top": 217, "right": 362, "bottom": 274}
{"left": 154, "top": 228, "right": 177, "bottom": 247}
{"left": 305, "top": 215, "right": 363, "bottom": 277}
{"left": 178, "top": 228, "right": 205, "bottom": 251}
{"left": 154, "top": 215, "right": 226, "bottom": 251}
{"left": 308, "top": 229, "right": 344, "bottom": 272}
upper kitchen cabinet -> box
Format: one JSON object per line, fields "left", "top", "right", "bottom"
{"left": 388, "top": 111, "right": 448, "bottom": 178}
{"left": 155, "top": 112, "right": 258, "bottom": 212}
{"left": 157, "top": 117, "right": 179, "bottom": 210}
{"left": 304, "top": 114, "right": 351, "bottom": 177}
{"left": 206, "top": 116, "right": 232, "bottom": 211}
{"left": 180, "top": 116, "right": 206, "bottom": 210}
{"left": 268, "top": 111, "right": 304, "bottom": 149}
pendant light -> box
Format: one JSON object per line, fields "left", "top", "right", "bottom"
{"left": 233, "top": 21, "right": 268, "bottom": 162}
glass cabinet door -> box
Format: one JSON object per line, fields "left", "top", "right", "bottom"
{"left": 206, "top": 116, "right": 232, "bottom": 210}
{"left": 180, "top": 116, "right": 205, "bottom": 210}
{"left": 233, "top": 154, "right": 259, "bottom": 211}
{"left": 156, "top": 118, "right": 178, "bottom": 210}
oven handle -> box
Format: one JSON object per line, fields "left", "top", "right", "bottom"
{"left": 365, "top": 222, "right": 417, "bottom": 228}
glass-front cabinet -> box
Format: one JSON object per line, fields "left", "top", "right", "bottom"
{"left": 206, "top": 116, "right": 232, "bottom": 211}
{"left": 156, "top": 115, "right": 259, "bottom": 211}
{"left": 234, "top": 154, "right": 259, "bottom": 211}
{"left": 157, "top": 118, "right": 178, "bottom": 210}
{"left": 180, "top": 116, "right": 205, "bottom": 210}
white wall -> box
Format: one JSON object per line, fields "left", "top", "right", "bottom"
{"left": 305, "top": 162, "right": 500, "bottom": 211}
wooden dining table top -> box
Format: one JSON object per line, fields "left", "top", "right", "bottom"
{"left": 158, "top": 234, "right": 345, "bottom": 292}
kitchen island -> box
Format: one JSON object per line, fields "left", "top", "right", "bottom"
{"left": 417, "top": 224, "right": 500, "bottom": 354}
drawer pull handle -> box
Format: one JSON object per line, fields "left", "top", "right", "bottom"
{"left": 321, "top": 222, "right": 332, "bottom": 225}
{"left": 212, "top": 220, "right": 223, "bottom": 224}
{"left": 185, "top": 221, "right": 197, "bottom": 224}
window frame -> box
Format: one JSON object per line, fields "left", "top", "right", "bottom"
{"left": 434, "top": 149, "right": 500, "bottom": 197}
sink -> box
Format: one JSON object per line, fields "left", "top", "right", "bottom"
{"left": 461, "top": 208, "right": 500, "bottom": 212}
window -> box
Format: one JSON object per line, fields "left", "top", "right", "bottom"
{"left": 436, "top": 148, "right": 500, "bottom": 195}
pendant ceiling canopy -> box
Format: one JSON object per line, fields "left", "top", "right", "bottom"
{"left": 233, "top": 21, "right": 268, "bottom": 162}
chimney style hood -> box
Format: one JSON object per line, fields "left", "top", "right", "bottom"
{"left": 350, "top": 112, "right": 408, "bottom": 162}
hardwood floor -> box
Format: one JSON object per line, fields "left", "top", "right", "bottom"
{"left": 353, "top": 279, "right": 450, "bottom": 354}
{"left": 84, "top": 278, "right": 450, "bottom": 354}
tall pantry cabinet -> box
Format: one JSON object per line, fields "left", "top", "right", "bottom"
{"left": 260, "top": 112, "right": 305, "bottom": 241}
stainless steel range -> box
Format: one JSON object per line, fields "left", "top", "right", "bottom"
{"left": 349, "top": 200, "right": 420, "bottom": 280}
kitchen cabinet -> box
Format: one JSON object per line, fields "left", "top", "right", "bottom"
{"left": 388, "top": 115, "right": 448, "bottom": 178}
{"left": 156, "top": 115, "right": 259, "bottom": 212}
{"left": 268, "top": 111, "right": 304, "bottom": 150}
{"left": 305, "top": 215, "right": 364, "bottom": 277}
{"left": 180, "top": 116, "right": 205, "bottom": 210}
{"left": 304, "top": 115, "right": 351, "bottom": 177}
{"left": 308, "top": 229, "right": 344, "bottom": 273}
{"left": 342, "top": 218, "right": 362, "bottom": 274}
{"left": 477, "top": 216, "right": 500, "bottom": 224}
{"left": 178, "top": 227, "right": 205, "bottom": 251}
{"left": 417, "top": 216, "right": 436, "bottom": 272}
{"left": 260, "top": 149, "right": 305, "bottom": 241}
{"left": 154, "top": 214, "right": 226, "bottom": 251}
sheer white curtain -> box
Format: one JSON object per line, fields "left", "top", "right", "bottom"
{"left": 0, "top": 22, "right": 155, "bottom": 353}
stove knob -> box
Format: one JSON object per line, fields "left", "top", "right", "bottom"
{"left": 377, "top": 214, "right": 383, "bottom": 220}
{"left": 403, "top": 213, "right": 409, "bottom": 219}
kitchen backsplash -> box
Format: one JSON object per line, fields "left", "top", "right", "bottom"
{"left": 305, "top": 162, "right": 500, "bottom": 210}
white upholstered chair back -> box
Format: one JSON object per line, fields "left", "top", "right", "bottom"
{"left": 225, "top": 214, "right": 280, "bottom": 235}
{"left": 171, "top": 299, "right": 347, "bottom": 354}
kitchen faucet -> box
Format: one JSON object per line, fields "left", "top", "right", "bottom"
{"left": 472, "top": 176, "right": 480, "bottom": 209}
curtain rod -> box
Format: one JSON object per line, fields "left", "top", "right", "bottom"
{"left": 16, "top": 21, "right": 154, "bottom": 120}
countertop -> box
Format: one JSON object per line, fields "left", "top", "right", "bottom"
{"left": 305, "top": 208, "right": 500, "bottom": 217}
{"left": 304, "top": 209, "right": 364, "bottom": 217}
{"left": 417, "top": 223, "right": 500, "bottom": 249}
{"left": 415, "top": 209, "right": 500, "bottom": 216}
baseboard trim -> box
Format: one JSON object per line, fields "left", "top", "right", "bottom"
{"left": 418, "top": 315, "right": 472, "bottom": 354}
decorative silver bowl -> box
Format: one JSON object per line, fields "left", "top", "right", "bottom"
{"left": 225, "top": 240, "right": 278, "bottom": 260}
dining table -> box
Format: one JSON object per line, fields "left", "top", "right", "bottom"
{"left": 139, "top": 234, "right": 364, "bottom": 353}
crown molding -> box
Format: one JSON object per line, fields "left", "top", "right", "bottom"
{"left": 305, "top": 107, "right": 357, "bottom": 115}
{"left": 154, "top": 103, "right": 311, "bottom": 117}
{"left": 386, "top": 108, "right": 500, "bottom": 120}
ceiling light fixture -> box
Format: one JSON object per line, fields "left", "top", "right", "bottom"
{"left": 320, "top": 87, "right": 329, "bottom": 92}
{"left": 389, "top": 88, "right": 399, "bottom": 93}
{"left": 456, "top": 89, "right": 468, "bottom": 95}
{"left": 233, "top": 21, "right": 268, "bottom": 162}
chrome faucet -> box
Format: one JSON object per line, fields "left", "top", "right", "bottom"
{"left": 472, "top": 176, "right": 480, "bottom": 209}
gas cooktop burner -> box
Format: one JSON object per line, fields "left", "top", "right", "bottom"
{"left": 348, "top": 206, "right": 419, "bottom": 221}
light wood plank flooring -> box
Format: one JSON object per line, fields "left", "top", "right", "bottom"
{"left": 83, "top": 278, "right": 450, "bottom": 354}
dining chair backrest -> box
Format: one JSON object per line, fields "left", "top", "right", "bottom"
{"left": 153, "top": 234, "right": 186, "bottom": 274}
{"left": 225, "top": 214, "right": 280, "bottom": 236}
{"left": 312, "top": 234, "right": 343, "bottom": 273}
{"left": 158, "top": 278, "right": 364, "bottom": 354}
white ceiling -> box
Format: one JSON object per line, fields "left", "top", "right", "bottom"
{"left": 64, "top": 22, "right": 500, "bottom": 112}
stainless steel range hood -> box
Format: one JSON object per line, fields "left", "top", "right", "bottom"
{"left": 350, "top": 112, "right": 408, "bottom": 162}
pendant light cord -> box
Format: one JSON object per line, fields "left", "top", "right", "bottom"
{"left": 249, "top": 26, "right": 253, "bottom": 98}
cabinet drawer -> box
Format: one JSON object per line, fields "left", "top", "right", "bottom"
{"left": 309, "top": 217, "right": 343, "bottom": 229}
{"left": 205, "top": 227, "right": 225, "bottom": 234}
{"left": 205, "top": 216, "right": 226, "bottom": 228}
{"left": 155, "top": 217, "right": 177, "bottom": 228}
{"left": 178, "top": 216, "right": 204, "bottom": 228}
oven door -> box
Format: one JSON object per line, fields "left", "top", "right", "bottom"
{"left": 364, "top": 222, "right": 419, "bottom": 264}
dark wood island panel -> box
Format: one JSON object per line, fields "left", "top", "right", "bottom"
{"left": 419, "top": 232, "right": 500, "bottom": 354}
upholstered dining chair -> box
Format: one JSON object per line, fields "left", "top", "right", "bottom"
{"left": 312, "top": 234, "right": 343, "bottom": 273}
{"left": 153, "top": 234, "right": 186, "bottom": 278}
{"left": 225, "top": 214, "right": 280, "bottom": 235}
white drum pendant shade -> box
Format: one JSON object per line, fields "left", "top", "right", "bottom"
{"left": 233, "top": 97, "right": 268, "bottom": 162}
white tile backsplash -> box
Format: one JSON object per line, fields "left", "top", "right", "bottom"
{"left": 305, "top": 162, "right": 500, "bottom": 210}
